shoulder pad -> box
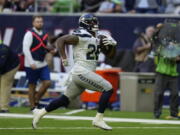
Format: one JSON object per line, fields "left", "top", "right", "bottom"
{"left": 72, "top": 28, "right": 92, "bottom": 38}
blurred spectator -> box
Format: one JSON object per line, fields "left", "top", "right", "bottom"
{"left": 113, "top": 0, "right": 125, "bottom": 13}
{"left": 19, "top": 0, "right": 26, "bottom": 11}
{"left": 0, "top": 0, "right": 35, "bottom": 12}
{"left": 25, "top": 0, "right": 35, "bottom": 12}
{"left": 0, "top": 0, "right": 5, "bottom": 12}
{"left": 0, "top": 42, "right": 20, "bottom": 113}
{"left": 81, "top": 0, "right": 103, "bottom": 12}
{"left": 165, "top": 0, "right": 180, "bottom": 14}
{"left": 133, "top": 26, "right": 155, "bottom": 72}
{"left": 12, "top": 0, "right": 23, "bottom": 11}
{"left": 14, "top": 0, "right": 26, "bottom": 12}
{"left": 2, "top": 0, "right": 180, "bottom": 14}
{"left": 38, "top": 0, "right": 51, "bottom": 12}
{"left": 125, "top": 0, "right": 135, "bottom": 13}
{"left": 3, "top": 0, "right": 126, "bottom": 13}
{"left": 135, "top": 0, "right": 159, "bottom": 13}
{"left": 98, "top": 0, "right": 114, "bottom": 13}
{"left": 51, "top": 0, "right": 80, "bottom": 13}
{"left": 2, "top": 0, "right": 13, "bottom": 12}
{"left": 98, "top": 0, "right": 125, "bottom": 13}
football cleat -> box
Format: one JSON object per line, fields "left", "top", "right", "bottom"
{"left": 92, "top": 113, "right": 112, "bottom": 130}
{"left": 92, "top": 119, "right": 112, "bottom": 130}
{"left": 32, "top": 108, "right": 47, "bottom": 129}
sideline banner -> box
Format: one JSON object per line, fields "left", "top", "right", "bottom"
{"left": 0, "top": 14, "right": 173, "bottom": 52}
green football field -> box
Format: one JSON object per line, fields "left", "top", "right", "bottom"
{"left": 0, "top": 107, "right": 180, "bottom": 135}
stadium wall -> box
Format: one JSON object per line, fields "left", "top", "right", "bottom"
{"left": 0, "top": 13, "right": 180, "bottom": 53}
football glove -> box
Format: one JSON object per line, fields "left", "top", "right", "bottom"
{"left": 102, "top": 38, "right": 117, "bottom": 46}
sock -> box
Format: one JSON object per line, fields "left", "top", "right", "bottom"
{"left": 45, "top": 95, "right": 70, "bottom": 112}
{"left": 39, "top": 108, "right": 47, "bottom": 116}
{"left": 35, "top": 102, "right": 40, "bottom": 108}
{"left": 98, "top": 89, "right": 113, "bottom": 113}
{"left": 94, "top": 112, "right": 104, "bottom": 121}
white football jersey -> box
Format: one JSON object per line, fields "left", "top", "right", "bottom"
{"left": 70, "top": 28, "right": 116, "bottom": 74}
{"left": 71, "top": 28, "right": 100, "bottom": 74}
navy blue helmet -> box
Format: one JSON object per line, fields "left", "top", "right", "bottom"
{"left": 79, "top": 13, "right": 99, "bottom": 32}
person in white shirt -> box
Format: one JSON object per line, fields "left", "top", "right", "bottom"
{"left": 135, "top": 0, "right": 159, "bottom": 13}
{"left": 23, "top": 15, "right": 52, "bottom": 111}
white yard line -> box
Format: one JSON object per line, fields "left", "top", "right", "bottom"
{"left": 1, "top": 113, "right": 180, "bottom": 125}
{"left": 0, "top": 127, "right": 180, "bottom": 130}
{"left": 64, "top": 109, "right": 85, "bottom": 115}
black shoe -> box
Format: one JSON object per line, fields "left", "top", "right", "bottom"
{"left": 0, "top": 110, "right": 9, "bottom": 113}
{"left": 154, "top": 112, "right": 161, "bottom": 119}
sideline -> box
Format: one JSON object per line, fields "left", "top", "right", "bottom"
{"left": 0, "top": 127, "right": 180, "bottom": 130}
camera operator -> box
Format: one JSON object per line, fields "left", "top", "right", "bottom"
{"left": 133, "top": 26, "right": 155, "bottom": 72}
{"left": 153, "top": 21, "right": 180, "bottom": 119}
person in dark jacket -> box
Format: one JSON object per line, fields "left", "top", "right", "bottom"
{"left": 0, "top": 42, "right": 19, "bottom": 112}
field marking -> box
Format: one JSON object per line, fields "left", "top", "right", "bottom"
{"left": 0, "top": 127, "right": 180, "bottom": 130}
{"left": 64, "top": 109, "right": 85, "bottom": 115}
{"left": 1, "top": 113, "right": 180, "bottom": 125}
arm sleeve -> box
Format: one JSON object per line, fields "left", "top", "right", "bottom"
{"left": 22, "top": 31, "right": 35, "bottom": 65}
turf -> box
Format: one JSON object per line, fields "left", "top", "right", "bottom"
{"left": 0, "top": 107, "right": 179, "bottom": 135}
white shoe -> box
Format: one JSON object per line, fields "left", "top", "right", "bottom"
{"left": 92, "top": 119, "right": 112, "bottom": 130}
{"left": 32, "top": 108, "right": 47, "bottom": 129}
{"left": 92, "top": 113, "right": 112, "bottom": 130}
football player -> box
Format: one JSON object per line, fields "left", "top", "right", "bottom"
{"left": 32, "top": 13, "right": 117, "bottom": 130}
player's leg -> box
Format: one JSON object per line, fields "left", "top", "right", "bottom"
{"left": 35, "top": 66, "right": 51, "bottom": 106}
{"left": 154, "top": 73, "right": 167, "bottom": 118}
{"left": 32, "top": 78, "right": 84, "bottom": 129}
{"left": 0, "top": 65, "right": 19, "bottom": 112}
{"left": 25, "top": 67, "right": 39, "bottom": 111}
{"left": 45, "top": 79, "right": 84, "bottom": 112}
{"left": 35, "top": 80, "right": 51, "bottom": 106}
{"left": 28, "top": 84, "right": 36, "bottom": 110}
{"left": 74, "top": 72, "right": 113, "bottom": 130}
{"left": 168, "top": 76, "right": 179, "bottom": 118}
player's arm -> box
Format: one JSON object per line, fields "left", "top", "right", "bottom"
{"left": 56, "top": 34, "right": 79, "bottom": 66}
{"left": 101, "top": 46, "right": 116, "bottom": 59}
